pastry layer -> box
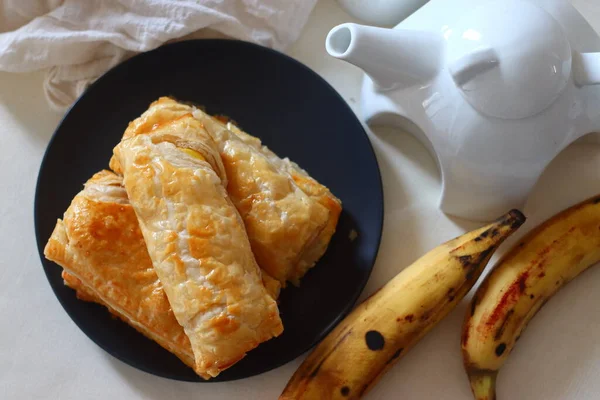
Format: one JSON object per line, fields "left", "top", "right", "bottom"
{"left": 43, "top": 170, "right": 279, "bottom": 379}
{"left": 110, "top": 97, "right": 342, "bottom": 285}
{"left": 43, "top": 171, "right": 195, "bottom": 370}
{"left": 114, "top": 116, "right": 283, "bottom": 378}
{"left": 61, "top": 269, "right": 196, "bottom": 369}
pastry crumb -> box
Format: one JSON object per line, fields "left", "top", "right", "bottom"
{"left": 349, "top": 229, "right": 358, "bottom": 241}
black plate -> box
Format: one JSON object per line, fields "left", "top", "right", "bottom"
{"left": 34, "top": 40, "right": 383, "bottom": 382}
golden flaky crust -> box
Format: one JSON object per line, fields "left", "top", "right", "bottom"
{"left": 114, "top": 116, "right": 283, "bottom": 378}
{"left": 111, "top": 97, "right": 342, "bottom": 285}
{"left": 43, "top": 171, "right": 196, "bottom": 370}
{"left": 43, "top": 170, "right": 280, "bottom": 378}
{"left": 60, "top": 270, "right": 197, "bottom": 369}
{"left": 223, "top": 120, "right": 342, "bottom": 283}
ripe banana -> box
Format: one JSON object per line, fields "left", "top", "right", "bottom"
{"left": 280, "top": 210, "right": 525, "bottom": 400}
{"left": 462, "top": 195, "right": 600, "bottom": 400}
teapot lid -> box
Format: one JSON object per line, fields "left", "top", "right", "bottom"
{"left": 445, "top": 0, "right": 572, "bottom": 120}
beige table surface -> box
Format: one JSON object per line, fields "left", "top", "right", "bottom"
{"left": 1, "top": 1, "right": 600, "bottom": 399}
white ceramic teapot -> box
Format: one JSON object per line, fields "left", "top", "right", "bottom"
{"left": 326, "top": 0, "right": 600, "bottom": 221}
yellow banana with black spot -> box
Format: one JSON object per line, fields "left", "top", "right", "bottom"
{"left": 280, "top": 210, "right": 525, "bottom": 400}
{"left": 462, "top": 195, "right": 600, "bottom": 400}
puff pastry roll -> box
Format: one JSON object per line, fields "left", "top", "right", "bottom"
{"left": 44, "top": 171, "right": 196, "bottom": 370}
{"left": 114, "top": 115, "right": 283, "bottom": 379}
{"left": 110, "top": 97, "right": 342, "bottom": 285}
{"left": 44, "top": 170, "right": 281, "bottom": 378}
{"left": 210, "top": 115, "right": 343, "bottom": 284}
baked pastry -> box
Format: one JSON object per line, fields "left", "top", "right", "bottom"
{"left": 110, "top": 97, "right": 342, "bottom": 285}
{"left": 44, "top": 170, "right": 280, "bottom": 378}
{"left": 114, "top": 115, "right": 283, "bottom": 378}
{"left": 215, "top": 115, "right": 342, "bottom": 284}
{"left": 44, "top": 171, "right": 195, "bottom": 370}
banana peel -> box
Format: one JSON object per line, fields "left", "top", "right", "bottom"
{"left": 280, "top": 210, "right": 525, "bottom": 400}
{"left": 462, "top": 195, "right": 600, "bottom": 400}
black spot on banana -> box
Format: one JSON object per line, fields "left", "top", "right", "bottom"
{"left": 279, "top": 210, "right": 525, "bottom": 400}
{"left": 365, "top": 331, "right": 385, "bottom": 351}
{"left": 462, "top": 195, "right": 600, "bottom": 400}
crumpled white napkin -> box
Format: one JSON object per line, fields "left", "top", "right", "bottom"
{"left": 0, "top": 0, "right": 317, "bottom": 111}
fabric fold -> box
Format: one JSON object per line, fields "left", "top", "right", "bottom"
{"left": 0, "top": 0, "right": 317, "bottom": 110}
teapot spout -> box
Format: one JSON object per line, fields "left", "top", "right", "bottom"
{"left": 325, "top": 23, "right": 443, "bottom": 90}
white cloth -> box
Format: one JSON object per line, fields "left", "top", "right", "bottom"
{"left": 0, "top": 0, "right": 317, "bottom": 111}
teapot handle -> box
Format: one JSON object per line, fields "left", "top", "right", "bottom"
{"left": 573, "top": 52, "right": 600, "bottom": 86}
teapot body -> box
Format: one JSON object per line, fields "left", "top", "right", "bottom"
{"left": 359, "top": 0, "right": 600, "bottom": 220}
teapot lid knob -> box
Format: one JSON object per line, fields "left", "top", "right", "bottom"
{"left": 445, "top": 0, "right": 571, "bottom": 120}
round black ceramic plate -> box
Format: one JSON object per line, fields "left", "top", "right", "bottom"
{"left": 35, "top": 40, "right": 383, "bottom": 382}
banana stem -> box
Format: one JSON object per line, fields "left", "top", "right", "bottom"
{"left": 468, "top": 370, "right": 497, "bottom": 400}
